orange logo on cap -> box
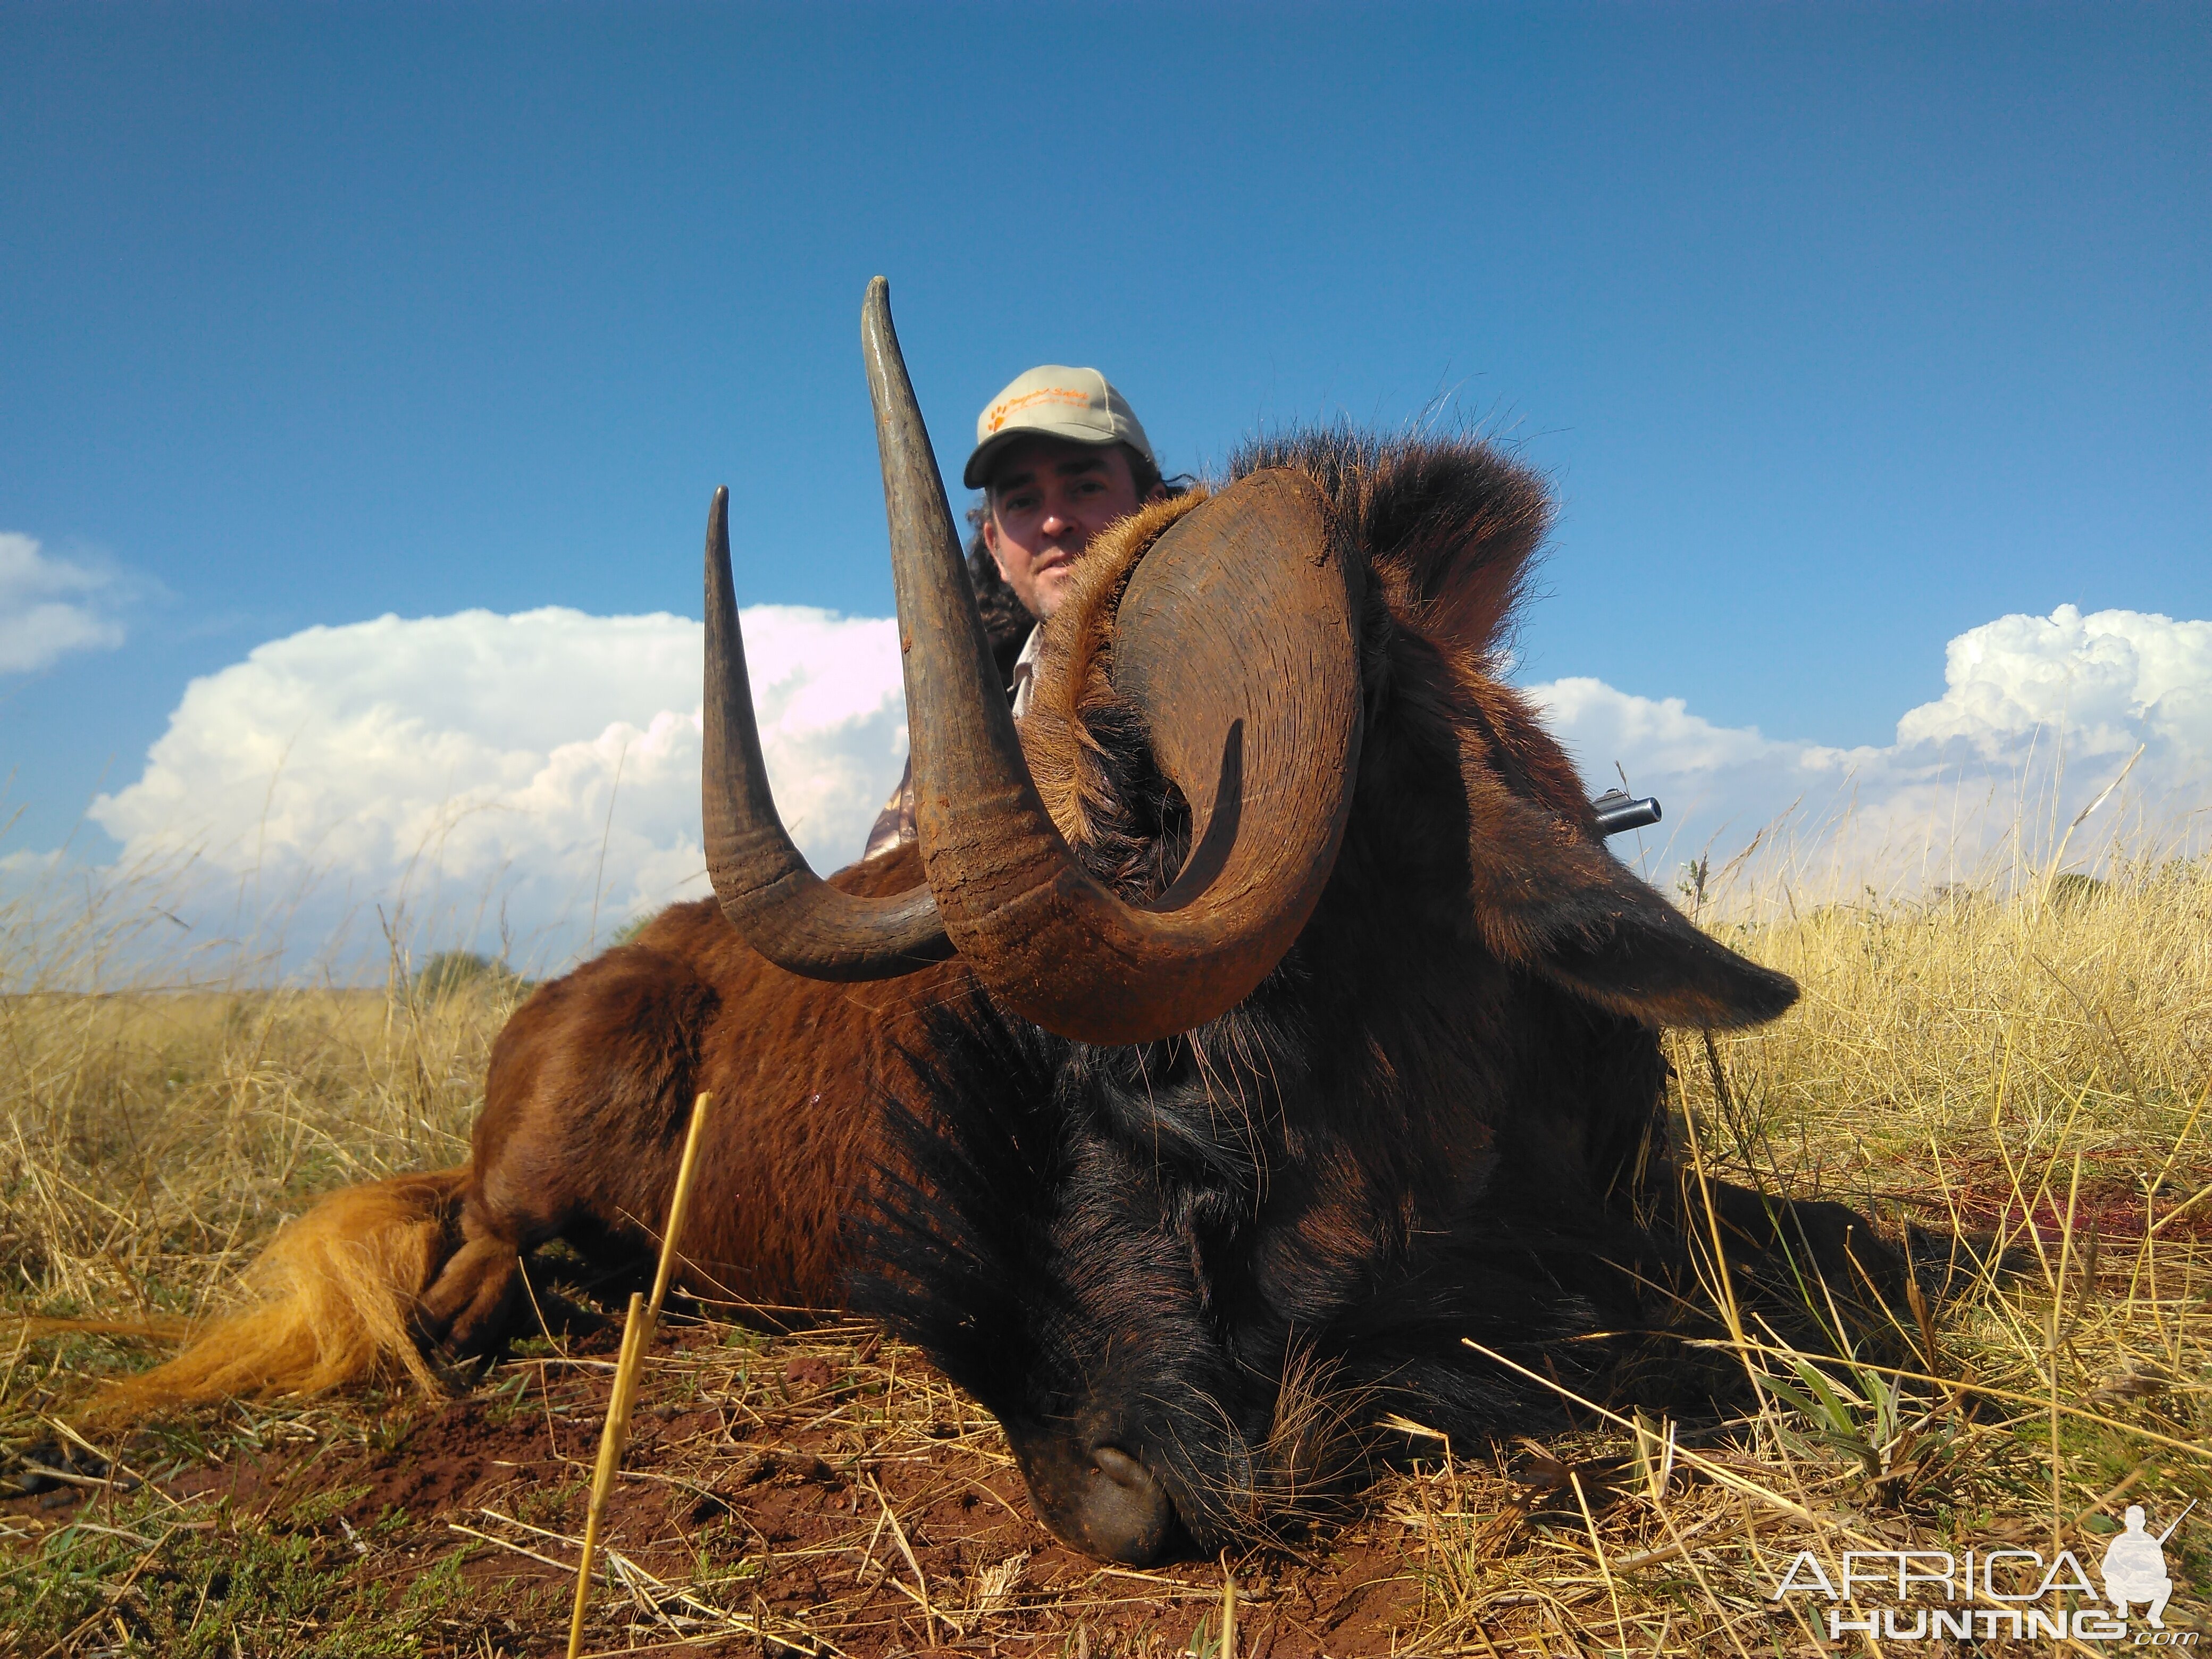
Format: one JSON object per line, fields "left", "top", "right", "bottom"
{"left": 986, "top": 387, "right": 1091, "bottom": 433}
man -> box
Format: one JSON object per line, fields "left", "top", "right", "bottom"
{"left": 2101, "top": 1504, "right": 2176, "bottom": 1628}
{"left": 862, "top": 365, "right": 1171, "bottom": 859}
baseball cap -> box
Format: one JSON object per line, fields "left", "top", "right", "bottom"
{"left": 962, "top": 365, "right": 1155, "bottom": 490}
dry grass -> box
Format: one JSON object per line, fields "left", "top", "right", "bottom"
{"left": 3, "top": 836, "right": 2210, "bottom": 1654}
{"left": 1384, "top": 846, "right": 2212, "bottom": 1654}
{"left": 1, "top": 979, "right": 501, "bottom": 1328}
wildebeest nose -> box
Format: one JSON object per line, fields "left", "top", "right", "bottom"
{"left": 1008, "top": 1434, "right": 1176, "bottom": 1565}
{"left": 1076, "top": 1446, "right": 1173, "bottom": 1562}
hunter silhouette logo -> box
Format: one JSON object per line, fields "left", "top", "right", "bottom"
{"left": 2104, "top": 1503, "right": 2190, "bottom": 1629}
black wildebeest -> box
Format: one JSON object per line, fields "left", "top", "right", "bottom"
{"left": 106, "top": 280, "right": 1881, "bottom": 1565}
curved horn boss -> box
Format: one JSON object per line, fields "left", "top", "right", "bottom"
{"left": 706, "top": 278, "right": 1364, "bottom": 1044}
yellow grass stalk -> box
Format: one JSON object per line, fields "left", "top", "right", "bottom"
{"left": 565, "top": 1090, "right": 714, "bottom": 1659}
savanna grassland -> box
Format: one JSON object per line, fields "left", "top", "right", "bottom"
{"left": 3, "top": 842, "right": 2209, "bottom": 1657}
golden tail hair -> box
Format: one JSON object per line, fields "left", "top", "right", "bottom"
{"left": 82, "top": 1167, "right": 470, "bottom": 1422}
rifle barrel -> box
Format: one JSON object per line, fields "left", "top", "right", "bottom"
{"left": 1591, "top": 790, "right": 1662, "bottom": 838}
{"left": 2156, "top": 1497, "right": 2196, "bottom": 1545}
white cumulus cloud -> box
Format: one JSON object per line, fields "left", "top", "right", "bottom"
{"left": 0, "top": 532, "right": 128, "bottom": 672}
{"left": 1532, "top": 605, "right": 2212, "bottom": 896}
{"left": 49, "top": 598, "right": 2212, "bottom": 981}
{"left": 88, "top": 605, "right": 908, "bottom": 969}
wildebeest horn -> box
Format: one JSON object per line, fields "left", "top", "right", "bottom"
{"left": 864, "top": 278, "right": 1362, "bottom": 1044}
{"left": 701, "top": 484, "right": 954, "bottom": 977}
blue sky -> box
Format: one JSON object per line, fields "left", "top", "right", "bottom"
{"left": 3, "top": 3, "right": 2206, "bottom": 912}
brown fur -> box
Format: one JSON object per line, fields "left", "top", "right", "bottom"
{"left": 102, "top": 853, "right": 973, "bottom": 1413}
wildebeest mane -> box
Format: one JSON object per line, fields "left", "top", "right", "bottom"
{"left": 1230, "top": 426, "right": 1550, "bottom": 669}
{"left": 850, "top": 993, "right": 1065, "bottom": 1410}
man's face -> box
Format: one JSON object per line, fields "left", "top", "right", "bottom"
{"left": 983, "top": 438, "right": 1161, "bottom": 619}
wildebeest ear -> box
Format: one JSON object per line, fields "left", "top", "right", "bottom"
{"left": 1459, "top": 770, "right": 1797, "bottom": 1029}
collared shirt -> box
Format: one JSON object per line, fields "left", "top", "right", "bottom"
{"left": 1007, "top": 624, "right": 1042, "bottom": 720}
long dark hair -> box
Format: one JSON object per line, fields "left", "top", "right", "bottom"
{"left": 963, "top": 516, "right": 1035, "bottom": 683}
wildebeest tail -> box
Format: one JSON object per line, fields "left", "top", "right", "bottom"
{"left": 82, "top": 1167, "right": 469, "bottom": 1421}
